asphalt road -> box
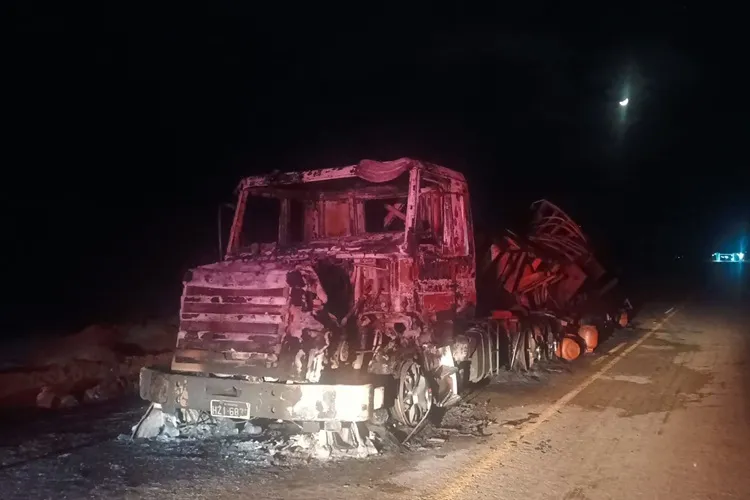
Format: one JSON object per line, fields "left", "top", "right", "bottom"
{"left": 1, "top": 267, "right": 748, "bottom": 499}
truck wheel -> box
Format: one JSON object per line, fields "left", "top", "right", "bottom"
{"left": 392, "top": 360, "right": 432, "bottom": 427}
{"left": 524, "top": 328, "right": 537, "bottom": 370}
{"left": 510, "top": 330, "right": 527, "bottom": 371}
{"left": 512, "top": 323, "right": 538, "bottom": 372}
{"left": 544, "top": 321, "right": 558, "bottom": 360}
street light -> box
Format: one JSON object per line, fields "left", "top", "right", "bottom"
{"left": 619, "top": 98, "right": 629, "bottom": 107}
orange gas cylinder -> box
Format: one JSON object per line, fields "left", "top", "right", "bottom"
{"left": 556, "top": 335, "right": 582, "bottom": 361}
{"left": 578, "top": 325, "right": 599, "bottom": 353}
{"left": 618, "top": 311, "right": 629, "bottom": 328}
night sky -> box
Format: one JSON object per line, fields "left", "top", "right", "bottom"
{"left": 7, "top": 4, "right": 749, "bottom": 334}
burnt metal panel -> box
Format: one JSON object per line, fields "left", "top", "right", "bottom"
{"left": 181, "top": 302, "right": 283, "bottom": 315}
{"left": 176, "top": 338, "right": 277, "bottom": 353}
{"left": 185, "top": 286, "right": 285, "bottom": 297}
{"left": 179, "top": 320, "right": 280, "bottom": 335}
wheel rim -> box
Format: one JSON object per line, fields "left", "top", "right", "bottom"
{"left": 545, "top": 323, "right": 558, "bottom": 360}
{"left": 525, "top": 330, "right": 537, "bottom": 370}
{"left": 394, "top": 360, "right": 432, "bottom": 427}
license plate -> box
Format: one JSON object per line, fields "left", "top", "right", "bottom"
{"left": 209, "top": 399, "right": 250, "bottom": 420}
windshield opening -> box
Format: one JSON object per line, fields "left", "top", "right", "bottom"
{"left": 236, "top": 196, "right": 305, "bottom": 252}
{"left": 233, "top": 171, "right": 410, "bottom": 254}
{"left": 239, "top": 196, "right": 281, "bottom": 246}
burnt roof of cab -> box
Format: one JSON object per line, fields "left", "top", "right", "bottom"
{"left": 238, "top": 158, "right": 466, "bottom": 190}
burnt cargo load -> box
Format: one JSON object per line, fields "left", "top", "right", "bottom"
{"left": 138, "top": 158, "right": 629, "bottom": 431}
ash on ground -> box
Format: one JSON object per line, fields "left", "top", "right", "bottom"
{"left": 127, "top": 405, "right": 380, "bottom": 466}
{"left": 122, "top": 362, "right": 571, "bottom": 466}
{"left": 491, "top": 361, "right": 573, "bottom": 385}
{"left": 397, "top": 400, "right": 498, "bottom": 451}
{"left": 394, "top": 363, "right": 571, "bottom": 450}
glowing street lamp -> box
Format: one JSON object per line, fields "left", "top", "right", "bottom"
{"left": 619, "top": 98, "right": 629, "bottom": 107}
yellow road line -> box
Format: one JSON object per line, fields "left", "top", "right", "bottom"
{"left": 607, "top": 341, "right": 627, "bottom": 355}
{"left": 592, "top": 341, "right": 628, "bottom": 366}
{"left": 426, "top": 307, "right": 680, "bottom": 500}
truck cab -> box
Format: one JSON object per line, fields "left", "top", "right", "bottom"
{"left": 139, "top": 158, "right": 476, "bottom": 427}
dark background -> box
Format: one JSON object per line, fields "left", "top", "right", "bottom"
{"left": 6, "top": 4, "right": 749, "bottom": 335}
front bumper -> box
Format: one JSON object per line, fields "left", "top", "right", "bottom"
{"left": 139, "top": 366, "right": 384, "bottom": 422}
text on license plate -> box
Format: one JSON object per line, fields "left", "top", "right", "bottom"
{"left": 209, "top": 400, "right": 250, "bottom": 419}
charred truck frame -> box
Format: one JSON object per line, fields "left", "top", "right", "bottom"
{"left": 139, "top": 158, "right": 627, "bottom": 433}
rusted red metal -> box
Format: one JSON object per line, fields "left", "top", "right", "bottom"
{"left": 479, "top": 198, "right": 611, "bottom": 315}
{"left": 481, "top": 232, "right": 566, "bottom": 311}
{"left": 529, "top": 199, "right": 605, "bottom": 282}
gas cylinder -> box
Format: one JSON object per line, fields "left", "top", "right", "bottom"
{"left": 578, "top": 324, "right": 599, "bottom": 353}
{"left": 618, "top": 311, "right": 629, "bottom": 328}
{"left": 556, "top": 335, "right": 582, "bottom": 361}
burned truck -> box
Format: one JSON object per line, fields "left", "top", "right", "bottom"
{"left": 137, "top": 158, "right": 625, "bottom": 436}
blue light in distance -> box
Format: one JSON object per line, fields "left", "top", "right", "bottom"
{"left": 712, "top": 252, "right": 744, "bottom": 263}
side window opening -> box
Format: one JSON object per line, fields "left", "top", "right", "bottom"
{"left": 240, "top": 196, "right": 306, "bottom": 248}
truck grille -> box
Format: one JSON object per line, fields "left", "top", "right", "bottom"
{"left": 174, "top": 285, "right": 287, "bottom": 373}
